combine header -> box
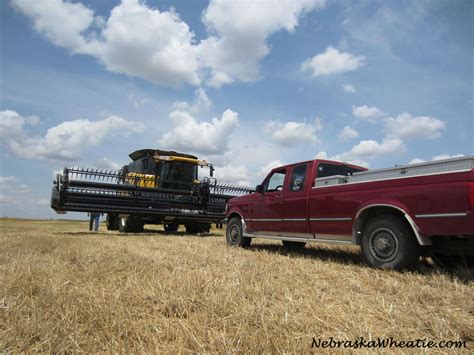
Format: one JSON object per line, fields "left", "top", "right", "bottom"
{"left": 51, "top": 149, "right": 254, "bottom": 233}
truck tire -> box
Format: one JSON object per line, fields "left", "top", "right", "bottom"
{"left": 226, "top": 217, "right": 251, "bottom": 247}
{"left": 106, "top": 213, "right": 119, "bottom": 230}
{"left": 282, "top": 240, "right": 306, "bottom": 250}
{"left": 119, "top": 217, "right": 144, "bottom": 233}
{"left": 361, "top": 215, "right": 420, "bottom": 270}
{"left": 164, "top": 223, "right": 179, "bottom": 232}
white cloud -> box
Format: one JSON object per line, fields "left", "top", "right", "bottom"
{"left": 92, "top": 0, "right": 200, "bottom": 87}
{"left": 301, "top": 46, "right": 365, "bottom": 77}
{"left": 128, "top": 93, "right": 149, "bottom": 108}
{"left": 384, "top": 112, "right": 445, "bottom": 140}
{"left": 199, "top": 0, "right": 326, "bottom": 86}
{"left": 257, "top": 160, "right": 285, "bottom": 178}
{"left": 214, "top": 164, "right": 251, "bottom": 186}
{"left": 172, "top": 88, "right": 212, "bottom": 115}
{"left": 408, "top": 158, "right": 425, "bottom": 164}
{"left": 11, "top": 0, "right": 95, "bottom": 52}
{"left": 432, "top": 154, "right": 464, "bottom": 161}
{"left": 0, "top": 176, "right": 18, "bottom": 188}
{"left": 349, "top": 138, "right": 405, "bottom": 157}
{"left": 331, "top": 155, "right": 369, "bottom": 168}
{"left": 159, "top": 109, "right": 239, "bottom": 155}
{"left": 316, "top": 150, "right": 367, "bottom": 167}
{"left": 323, "top": 138, "right": 405, "bottom": 167}
{"left": 0, "top": 110, "right": 144, "bottom": 161}
{"left": 343, "top": 83, "right": 356, "bottom": 93}
{"left": 264, "top": 117, "right": 322, "bottom": 146}
{"left": 13, "top": 0, "right": 326, "bottom": 88}
{"left": 93, "top": 157, "right": 122, "bottom": 171}
{"left": 312, "top": 105, "right": 449, "bottom": 169}
{"left": 0, "top": 176, "right": 31, "bottom": 203}
{"left": 408, "top": 154, "right": 464, "bottom": 165}
{"left": 12, "top": 0, "right": 199, "bottom": 87}
{"left": 338, "top": 126, "right": 359, "bottom": 141}
{"left": 352, "top": 104, "right": 386, "bottom": 121}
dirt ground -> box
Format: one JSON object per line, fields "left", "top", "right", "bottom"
{"left": 0, "top": 218, "right": 472, "bottom": 352}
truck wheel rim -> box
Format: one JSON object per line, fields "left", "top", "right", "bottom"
{"left": 229, "top": 225, "right": 240, "bottom": 244}
{"left": 369, "top": 228, "right": 399, "bottom": 262}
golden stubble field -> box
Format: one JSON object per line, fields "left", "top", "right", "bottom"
{"left": 0, "top": 218, "right": 473, "bottom": 352}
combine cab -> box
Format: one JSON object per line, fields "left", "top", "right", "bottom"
{"left": 51, "top": 149, "right": 253, "bottom": 233}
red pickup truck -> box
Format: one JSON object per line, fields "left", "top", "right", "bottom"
{"left": 225, "top": 156, "right": 474, "bottom": 270}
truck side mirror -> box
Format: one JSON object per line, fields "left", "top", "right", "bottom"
{"left": 255, "top": 184, "right": 264, "bottom": 193}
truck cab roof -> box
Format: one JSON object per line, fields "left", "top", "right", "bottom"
{"left": 270, "top": 159, "right": 367, "bottom": 173}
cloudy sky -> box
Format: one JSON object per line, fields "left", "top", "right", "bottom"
{"left": 1, "top": 0, "right": 473, "bottom": 218}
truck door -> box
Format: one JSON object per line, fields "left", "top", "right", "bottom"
{"left": 251, "top": 168, "right": 287, "bottom": 234}
{"left": 282, "top": 163, "right": 312, "bottom": 236}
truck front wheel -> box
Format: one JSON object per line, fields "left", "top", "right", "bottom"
{"left": 361, "top": 215, "right": 420, "bottom": 270}
{"left": 226, "top": 217, "right": 251, "bottom": 247}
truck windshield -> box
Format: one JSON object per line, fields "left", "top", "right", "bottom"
{"left": 317, "top": 163, "right": 364, "bottom": 178}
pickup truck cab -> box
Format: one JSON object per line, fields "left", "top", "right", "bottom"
{"left": 225, "top": 156, "right": 474, "bottom": 270}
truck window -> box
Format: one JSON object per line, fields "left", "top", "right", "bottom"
{"left": 289, "top": 164, "right": 307, "bottom": 191}
{"left": 317, "top": 163, "right": 364, "bottom": 178}
{"left": 265, "top": 170, "right": 286, "bottom": 192}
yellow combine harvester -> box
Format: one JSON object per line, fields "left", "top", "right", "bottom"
{"left": 51, "top": 148, "right": 254, "bottom": 234}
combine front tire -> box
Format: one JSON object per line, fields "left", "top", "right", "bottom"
{"left": 361, "top": 215, "right": 420, "bottom": 270}
{"left": 106, "top": 213, "right": 119, "bottom": 230}
{"left": 164, "top": 223, "right": 179, "bottom": 232}
{"left": 119, "top": 217, "right": 144, "bottom": 233}
{"left": 226, "top": 217, "right": 251, "bottom": 247}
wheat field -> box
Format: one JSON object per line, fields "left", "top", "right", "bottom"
{"left": 0, "top": 218, "right": 472, "bottom": 352}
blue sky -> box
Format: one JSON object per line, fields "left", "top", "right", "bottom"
{"left": 0, "top": 0, "right": 473, "bottom": 218}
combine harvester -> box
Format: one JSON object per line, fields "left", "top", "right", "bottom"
{"left": 51, "top": 149, "right": 253, "bottom": 233}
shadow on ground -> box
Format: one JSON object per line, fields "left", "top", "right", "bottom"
{"left": 59, "top": 228, "right": 223, "bottom": 238}
{"left": 248, "top": 243, "right": 474, "bottom": 283}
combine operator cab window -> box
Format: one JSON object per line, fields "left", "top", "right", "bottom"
{"left": 317, "top": 163, "right": 364, "bottom": 178}
{"left": 128, "top": 157, "right": 156, "bottom": 174}
{"left": 161, "top": 162, "right": 198, "bottom": 190}
{"left": 290, "top": 164, "right": 307, "bottom": 191}
{"left": 141, "top": 157, "right": 156, "bottom": 175}
{"left": 265, "top": 170, "right": 286, "bottom": 192}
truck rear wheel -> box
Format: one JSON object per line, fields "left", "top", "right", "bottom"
{"left": 282, "top": 240, "right": 306, "bottom": 250}
{"left": 361, "top": 215, "right": 420, "bottom": 270}
{"left": 226, "top": 217, "right": 251, "bottom": 247}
